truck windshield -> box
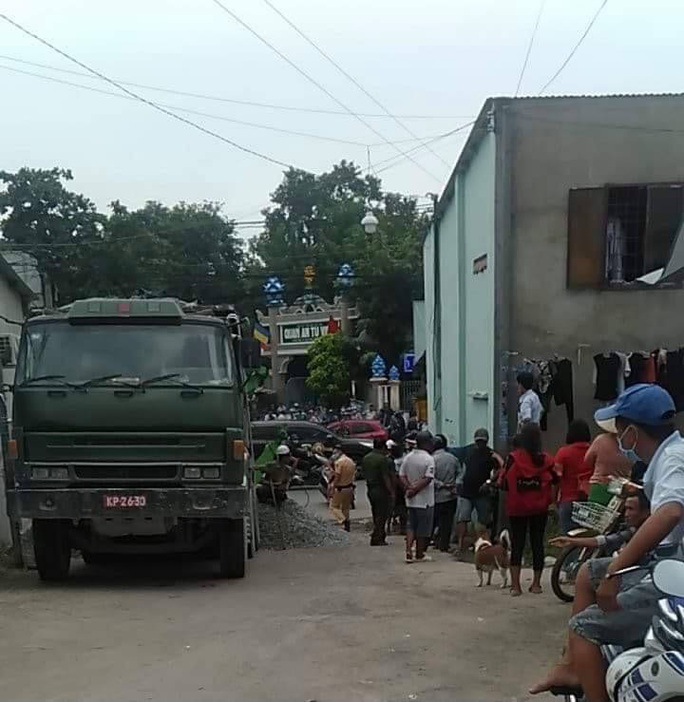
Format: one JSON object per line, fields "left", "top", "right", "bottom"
{"left": 16, "top": 322, "right": 233, "bottom": 386}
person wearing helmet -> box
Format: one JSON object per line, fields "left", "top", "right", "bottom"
{"left": 531, "top": 384, "right": 684, "bottom": 702}
{"left": 256, "top": 443, "right": 293, "bottom": 505}
{"left": 399, "top": 429, "right": 435, "bottom": 563}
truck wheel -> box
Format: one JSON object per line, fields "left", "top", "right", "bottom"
{"left": 33, "top": 519, "right": 71, "bottom": 582}
{"left": 218, "top": 518, "right": 246, "bottom": 579}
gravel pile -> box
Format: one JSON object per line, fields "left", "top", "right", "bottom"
{"left": 258, "top": 499, "right": 350, "bottom": 550}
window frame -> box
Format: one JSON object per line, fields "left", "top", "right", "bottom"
{"left": 566, "top": 181, "right": 684, "bottom": 291}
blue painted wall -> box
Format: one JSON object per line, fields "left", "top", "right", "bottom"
{"left": 423, "top": 129, "right": 497, "bottom": 446}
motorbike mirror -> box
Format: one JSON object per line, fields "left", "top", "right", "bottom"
{"left": 652, "top": 559, "right": 684, "bottom": 597}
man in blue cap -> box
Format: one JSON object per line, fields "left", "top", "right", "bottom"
{"left": 531, "top": 383, "right": 684, "bottom": 702}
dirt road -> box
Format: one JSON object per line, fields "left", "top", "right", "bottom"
{"left": 0, "top": 519, "right": 568, "bottom": 702}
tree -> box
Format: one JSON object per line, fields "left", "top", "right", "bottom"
{"left": 306, "top": 332, "right": 351, "bottom": 407}
{"left": 0, "top": 167, "right": 246, "bottom": 305}
{"left": 105, "top": 201, "right": 245, "bottom": 303}
{"left": 0, "top": 167, "right": 106, "bottom": 303}
{"left": 249, "top": 161, "right": 428, "bottom": 365}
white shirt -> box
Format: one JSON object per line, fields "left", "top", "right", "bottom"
{"left": 518, "top": 389, "right": 543, "bottom": 426}
{"left": 399, "top": 448, "right": 435, "bottom": 508}
{"left": 643, "top": 431, "right": 684, "bottom": 548}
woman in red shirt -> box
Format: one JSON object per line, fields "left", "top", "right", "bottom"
{"left": 554, "top": 419, "right": 592, "bottom": 534}
{"left": 504, "top": 423, "right": 555, "bottom": 596}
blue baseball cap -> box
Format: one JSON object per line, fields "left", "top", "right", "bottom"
{"left": 594, "top": 383, "right": 676, "bottom": 428}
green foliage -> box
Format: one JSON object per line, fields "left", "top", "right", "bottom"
{"left": 248, "top": 161, "right": 429, "bottom": 365}
{"left": 0, "top": 164, "right": 428, "bottom": 368}
{"left": 0, "top": 168, "right": 244, "bottom": 305}
{"left": 0, "top": 168, "right": 105, "bottom": 303}
{"left": 306, "top": 332, "right": 351, "bottom": 407}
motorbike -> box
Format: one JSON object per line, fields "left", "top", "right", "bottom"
{"left": 551, "top": 557, "right": 684, "bottom": 702}
{"left": 551, "top": 478, "right": 642, "bottom": 603}
{"left": 287, "top": 442, "right": 325, "bottom": 488}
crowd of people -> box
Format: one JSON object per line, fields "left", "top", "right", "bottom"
{"left": 316, "top": 377, "right": 684, "bottom": 702}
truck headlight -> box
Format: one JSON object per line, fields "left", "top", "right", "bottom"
{"left": 202, "top": 467, "right": 220, "bottom": 479}
{"left": 31, "top": 467, "right": 49, "bottom": 480}
{"left": 183, "top": 466, "right": 202, "bottom": 479}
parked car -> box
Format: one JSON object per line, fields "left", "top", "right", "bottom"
{"left": 326, "top": 419, "right": 388, "bottom": 441}
{"left": 250, "top": 420, "right": 373, "bottom": 469}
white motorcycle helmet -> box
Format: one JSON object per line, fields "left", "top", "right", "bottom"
{"left": 607, "top": 649, "right": 684, "bottom": 702}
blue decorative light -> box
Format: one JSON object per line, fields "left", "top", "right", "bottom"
{"left": 371, "top": 354, "right": 387, "bottom": 379}
{"left": 263, "top": 276, "right": 285, "bottom": 307}
{"left": 388, "top": 365, "right": 400, "bottom": 381}
{"left": 336, "top": 263, "right": 355, "bottom": 288}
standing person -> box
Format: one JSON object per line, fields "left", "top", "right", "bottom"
{"left": 432, "top": 434, "right": 460, "bottom": 552}
{"left": 531, "top": 384, "right": 684, "bottom": 701}
{"left": 389, "top": 410, "right": 407, "bottom": 444}
{"left": 363, "top": 438, "right": 395, "bottom": 546}
{"left": 554, "top": 419, "right": 593, "bottom": 533}
{"left": 387, "top": 440, "right": 408, "bottom": 535}
{"left": 399, "top": 430, "right": 435, "bottom": 563}
{"left": 503, "top": 423, "right": 556, "bottom": 596}
{"left": 517, "top": 371, "right": 543, "bottom": 428}
{"left": 455, "top": 428, "right": 503, "bottom": 555}
{"left": 583, "top": 429, "right": 632, "bottom": 505}
{"left": 328, "top": 440, "right": 356, "bottom": 532}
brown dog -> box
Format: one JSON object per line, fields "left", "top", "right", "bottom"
{"left": 473, "top": 528, "right": 510, "bottom": 587}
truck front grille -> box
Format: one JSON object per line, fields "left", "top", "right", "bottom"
{"left": 74, "top": 464, "right": 178, "bottom": 481}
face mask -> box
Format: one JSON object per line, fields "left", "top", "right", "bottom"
{"left": 617, "top": 426, "right": 641, "bottom": 464}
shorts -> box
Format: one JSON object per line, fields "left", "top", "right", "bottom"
{"left": 569, "top": 556, "right": 660, "bottom": 647}
{"left": 407, "top": 506, "right": 434, "bottom": 538}
{"left": 456, "top": 495, "right": 492, "bottom": 526}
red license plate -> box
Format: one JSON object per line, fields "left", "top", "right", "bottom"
{"left": 103, "top": 495, "right": 148, "bottom": 508}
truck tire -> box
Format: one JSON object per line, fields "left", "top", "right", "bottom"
{"left": 218, "top": 518, "right": 246, "bottom": 579}
{"left": 33, "top": 519, "right": 71, "bottom": 582}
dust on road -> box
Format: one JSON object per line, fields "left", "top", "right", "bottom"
{"left": 0, "top": 519, "right": 568, "bottom": 702}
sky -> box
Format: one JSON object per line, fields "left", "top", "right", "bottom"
{"left": 0, "top": 0, "right": 682, "bottom": 238}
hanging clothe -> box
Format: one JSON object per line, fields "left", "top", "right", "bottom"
{"left": 552, "top": 358, "right": 575, "bottom": 424}
{"left": 594, "top": 353, "right": 621, "bottom": 401}
{"left": 625, "top": 353, "right": 646, "bottom": 388}
{"left": 605, "top": 218, "right": 626, "bottom": 283}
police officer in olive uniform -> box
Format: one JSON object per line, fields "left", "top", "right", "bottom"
{"left": 362, "top": 438, "right": 396, "bottom": 545}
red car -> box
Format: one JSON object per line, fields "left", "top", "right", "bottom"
{"left": 327, "top": 419, "right": 388, "bottom": 441}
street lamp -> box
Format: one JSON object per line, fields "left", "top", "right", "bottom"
{"left": 361, "top": 211, "right": 379, "bottom": 235}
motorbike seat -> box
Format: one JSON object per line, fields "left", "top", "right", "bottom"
{"left": 549, "top": 685, "right": 583, "bottom": 697}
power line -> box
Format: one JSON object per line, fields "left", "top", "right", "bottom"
{"left": 0, "top": 53, "right": 474, "bottom": 121}
{"left": 0, "top": 63, "right": 374, "bottom": 148}
{"left": 0, "top": 62, "right": 457, "bottom": 149}
{"left": 514, "top": 0, "right": 547, "bottom": 97}
{"left": 373, "top": 122, "right": 474, "bottom": 174}
{"left": 0, "top": 220, "right": 267, "bottom": 249}
{"left": 207, "top": 0, "right": 443, "bottom": 183}
{"left": 0, "top": 12, "right": 294, "bottom": 169}
{"left": 260, "top": 0, "right": 450, "bottom": 169}
{"left": 538, "top": 0, "right": 609, "bottom": 94}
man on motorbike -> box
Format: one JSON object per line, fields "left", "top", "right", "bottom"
{"left": 531, "top": 384, "right": 684, "bottom": 702}
{"left": 548, "top": 491, "right": 650, "bottom": 554}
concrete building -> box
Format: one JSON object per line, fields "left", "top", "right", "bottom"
{"left": 3, "top": 251, "right": 54, "bottom": 311}
{"left": 0, "top": 253, "right": 33, "bottom": 547}
{"left": 420, "top": 93, "right": 684, "bottom": 451}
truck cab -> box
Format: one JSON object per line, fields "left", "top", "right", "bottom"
{"left": 5, "top": 298, "right": 258, "bottom": 581}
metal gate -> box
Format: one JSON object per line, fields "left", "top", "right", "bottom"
{"left": 400, "top": 379, "right": 423, "bottom": 412}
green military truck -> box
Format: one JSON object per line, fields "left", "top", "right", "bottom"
{"left": 4, "top": 298, "right": 259, "bottom": 581}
